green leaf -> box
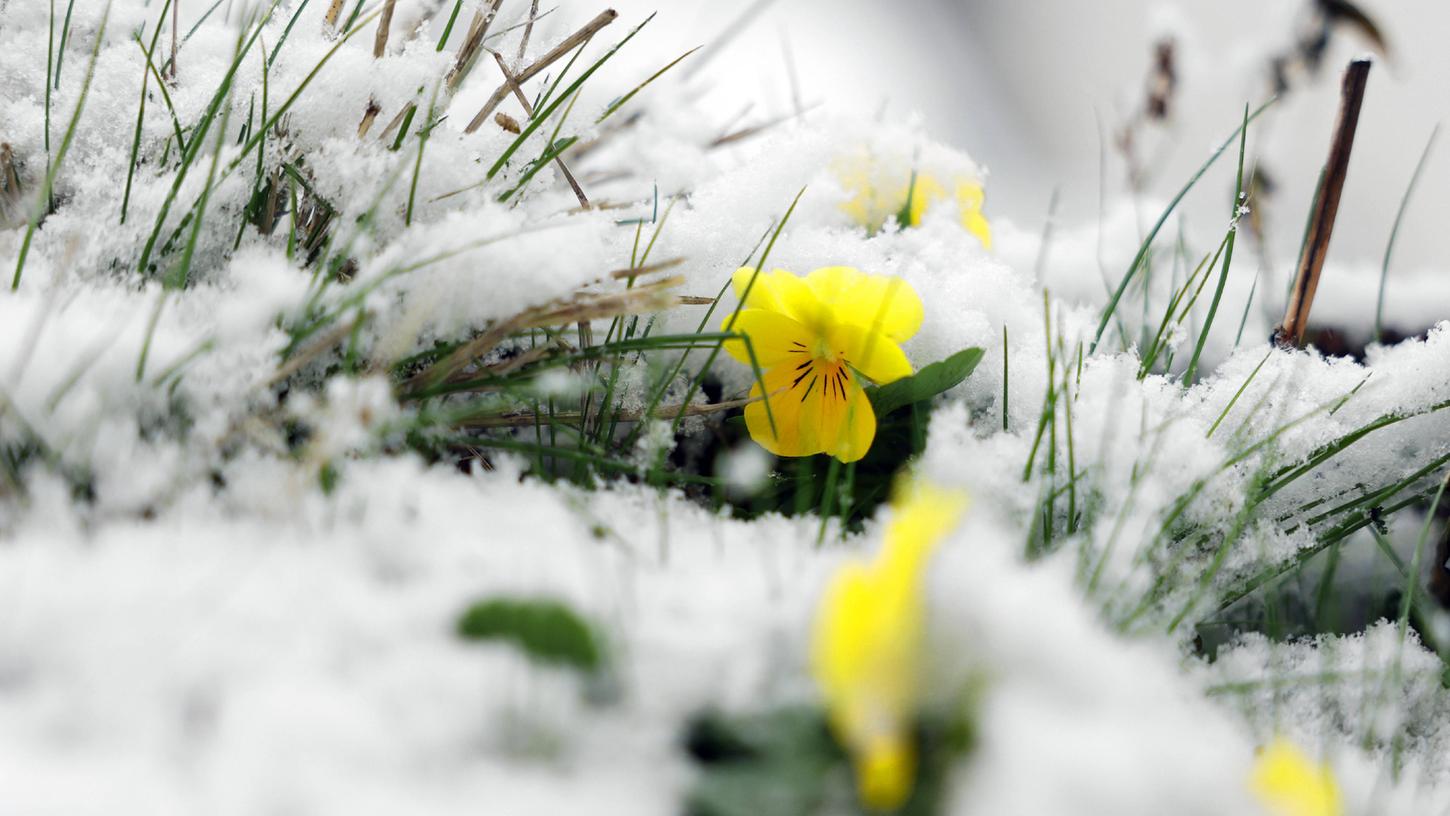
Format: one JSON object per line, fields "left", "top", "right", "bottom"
{"left": 456, "top": 596, "right": 605, "bottom": 673}
{"left": 866, "top": 347, "right": 984, "bottom": 417}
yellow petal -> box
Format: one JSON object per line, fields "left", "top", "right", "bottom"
{"left": 881, "top": 479, "right": 970, "bottom": 581}
{"left": 731, "top": 267, "right": 819, "bottom": 324}
{"left": 721, "top": 308, "right": 808, "bottom": 367}
{"left": 856, "top": 735, "right": 917, "bottom": 812}
{"left": 825, "top": 376, "right": 877, "bottom": 463}
{"left": 833, "top": 323, "right": 913, "bottom": 385}
{"left": 838, "top": 275, "right": 924, "bottom": 343}
{"left": 803, "top": 265, "right": 868, "bottom": 305}
{"left": 835, "top": 154, "right": 900, "bottom": 232}
{"left": 744, "top": 360, "right": 836, "bottom": 457}
{"left": 904, "top": 173, "right": 948, "bottom": 227}
{"left": 1250, "top": 739, "right": 1343, "bottom": 816}
{"left": 955, "top": 181, "right": 992, "bottom": 249}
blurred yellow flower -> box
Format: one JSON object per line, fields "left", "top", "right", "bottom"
{"left": 902, "top": 174, "right": 993, "bottom": 250}
{"left": 723, "top": 266, "right": 922, "bottom": 463}
{"left": 811, "top": 478, "right": 969, "bottom": 811}
{"left": 837, "top": 161, "right": 993, "bottom": 249}
{"left": 1251, "top": 739, "right": 1343, "bottom": 816}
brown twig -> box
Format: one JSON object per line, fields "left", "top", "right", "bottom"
{"left": 490, "top": 49, "right": 589, "bottom": 208}
{"left": 517, "top": 0, "right": 540, "bottom": 64}
{"left": 1273, "top": 57, "right": 1371, "bottom": 349}
{"left": 608, "top": 257, "right": 684, "bottom": 280}
{"left": 324, "top": 0, "right": 346, "bottom": 30}
{"left": 463, "top": 8, "right": 617, "bottom": 133}
{"left": 357, "top": 99, "right": 381, "bottom": 138}
{"left": 403, "top": 276, "right": 683, "bottom": 394}
{"left": 0, "top": 143, "right": 22, "bottom": 222}
{"left": 445, "top": 0, "right": 504, "bottom": 93}
{"left": 373, "top": 0, "right": 398, "bottom": 58}
{"left": 376, "top": 102, "right": 416, "bottom": 144}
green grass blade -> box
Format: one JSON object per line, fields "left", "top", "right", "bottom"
{"left": 13, "top": 2, "right": 110, "bottom": 290}
{"left": 1090, "top": 98, "right": 1274, "bottom": 353}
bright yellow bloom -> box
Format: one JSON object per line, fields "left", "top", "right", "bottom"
{"left": 723, "top": 266, "right": 922, "bottom": 463}
{"left": 837, "top": 161, "right": 992, "bottom": 249}
{"left": 1251, "top": 739, "right": 1343, "bottom": 816}
{"left": 811, "top": 479, "right": 970, "bottom": 811}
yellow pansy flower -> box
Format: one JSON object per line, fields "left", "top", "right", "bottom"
{"left": 1251, "top": 738, "right": 1343, "bottom": 816}
{"left": 811, "top": 479, "right": 970, "bottom": 811}
{"left": 837, "top": 161, "right": 993, "bottom": 249}
{"left": 903, "top": 174, "right": 993, "bottom": 251}
{"left": 722, "top": 266, "right": 922, "bottom": 463}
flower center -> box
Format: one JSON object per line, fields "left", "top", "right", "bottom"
{"left": 788, "top": 342, "right": 852, "bottom": 403}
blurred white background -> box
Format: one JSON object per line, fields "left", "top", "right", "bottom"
{"left": 616, "top": 0, "right": 1449, "bottom": 277}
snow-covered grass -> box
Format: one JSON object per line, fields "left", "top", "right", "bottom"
{"left": 3, "top": 1, "right": 1450, "bottom": 813}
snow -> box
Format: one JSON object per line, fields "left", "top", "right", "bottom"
{"left": 3, "top": 0, "right": 1450, "bottom": 813}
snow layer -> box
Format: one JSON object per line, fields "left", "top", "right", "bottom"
{"left": 3, "top": 1, "right": 1450, "bottom": 814}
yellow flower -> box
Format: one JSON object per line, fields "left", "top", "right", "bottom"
{"left": 723, "top": 266, "right": 922, "bottom": 463}
{"left": 903, "top": 175, "right": 993, "bottom": 251}
{"left": 1250, "top": 739, "right": 1343, "bottom": 816}
{"left": 837, "top": 160, "right": 992, "bottom": 249}
{"left": 811, "top": 479, "right": 970, "bottom": 811}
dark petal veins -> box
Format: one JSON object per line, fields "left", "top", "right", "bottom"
{"left": 800, "top": 375, "right": 818, "bottom": 402}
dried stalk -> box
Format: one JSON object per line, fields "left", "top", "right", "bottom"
{"left": 376, "top": 102, "right": 416, "bottom": 144}
{"left": 1274, "top": 58, "right": 1371, "bottom": 348}
{"left": 608, "top": 257, "right": 684, "bottom": 280}
{"left": 267, "top": 317, "right": 360, "bottom": 386}
{"left": 373, "top": 0, "right": 398, "bottom": 58}
{"left": 404, "top": 276, "right": 683, "bottom": 393}
{"left": 445, "top": 0, "right": 504, "bottom": 93}
{"left": 166, "top": 0, "right": 180, "bottom": 79}
{"left": 490, "top": 49, "right": 589, "bottom": 208}
{"left": 324, "top": 0, "right": 345, "bottom": 30}
{"left": 357, "top": 99, "right": 381, "bottom": 138}
{"left": 463, "top": 8, "right": 617, "bottom": 133}
{"left": 0, "top": 143, "right": 22, "bottom": 223}
{"left": 516, "top": 0, "right": 539, "bottom": 63}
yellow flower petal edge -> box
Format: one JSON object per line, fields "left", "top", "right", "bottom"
{"left": 835, "top": 158, "right": 993, "bottom": 248}
{"left": 724, "top": 266, "right": 921, "bottom": 463}
{"left": 811, "top": 478, "right": 970, "bottom": 811}
{"left": 1250, "top": 738, "right": 1344, "bottom": 816}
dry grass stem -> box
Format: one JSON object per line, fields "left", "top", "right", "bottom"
{"left": 373, "top": 0, "right": 398, "bottom": 58}
{"left": 1274, "top": 57, "right": 1371, "bottom": 348}
{"left": 463, "top": 8, "right": 617, "bottom": 133}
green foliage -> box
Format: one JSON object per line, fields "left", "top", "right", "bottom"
{"left": 866, "top": 348, "right": 984, "bottom": 417}
{"left": 683, "top": 704, "right": 974, "bottom": 816}
{"left": 456, "top": 596, "right": 606, "bottom": 674}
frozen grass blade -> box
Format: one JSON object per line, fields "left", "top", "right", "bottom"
{"left": 1205, "top": 347, "right": 1272, "bottom": 439}
{"left": 12, "top": 3, "right": 109, "bottom": 291}
{"left": 122, "top": 0, "right": 178, "bottom": 225}
{"left": 1182, "top": 103, "right": 1250, "bottom": 385}
{"left": 51, "top": 0, "right": 78, "bottom": 88}
{"left": 436, "top": 0, "right": 465, "bottom": 51}
{"left": 1090, "top": 98, "right": 1273, "bottom": 353}
{"left": 1375, "top": 124, "right": 1438, "bottom": 343}
{"left": 136, "top": 2, "right": 285, "bottom": 277}
{"left": 595, "top": 45, "right": 701, "bottom": 124}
